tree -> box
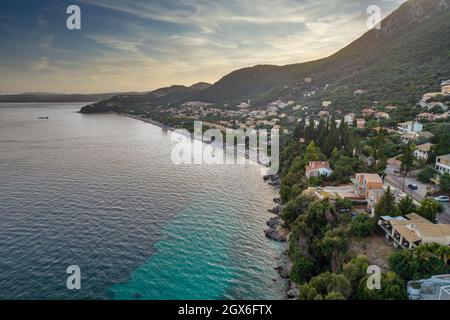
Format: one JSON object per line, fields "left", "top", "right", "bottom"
{"left": 436, "top": 245, "right": 450, "bottom": 267}
{"left": 399, "top": 143, "right": 415, "bottom": 192}
{"left": 371, "top": 130, "right": 387, "bottom": 164}
{"left": 304, "top": 200, "right": 336, "bottom": 236}
{"left": 417, "top": 166, "right": 437, "bottom": 184}
{"left": 289, "top": 249, "right": 315, "bottom": 285}
{"left": 324, "top": 115, "right": 340, "bottom": 156}
{"left": 440, "top": 173, "right": 450, "bottom": 193}
{"left": 389, "top": 243, "right": 449, "bottom": 281}
{"left": 375, "top": 186, "right": 398, "bottom": 217}
{"left": 314, "top": 227, "right": 350, "bottom": 273}
{"left": 356, "top": 271, "right": 407, "bottom": 300}
{"left": 343, "top": 255, "right": 370, "bottom": 292}
{"left": 298, "top": 272, "right": 352, "bottom": 300}
{"left": 335, "top": 199, "right": 353, "bottom": 211}
{"left": 331, "top": 155, "right": 365, "bottom": 184}
{"left": 430, "top": 131, "right": 450, "bottom": 162}
{"left": 418, "top": 198, "right": 441, "bottom": 222}
{"left": 304, "top": 141, "right": 325, "bottom": 164}
{"left": 281, "top": 193, "right": 313, "bottom": 226}
{"left": 350, "top": 215, "right": 376, "bottom": 238}
{"left": 325, "top": 291, "right": 346, "bottom": 300}
{"left": 397, "top": 195, "right": 416, "bottom": 215}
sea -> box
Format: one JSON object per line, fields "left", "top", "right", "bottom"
{"left": 0, "top": 103, "right": 286, "bottom": 300}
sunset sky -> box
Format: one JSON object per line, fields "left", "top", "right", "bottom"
{"left": 0, "top": 0, "right": 405, "bottom": 94}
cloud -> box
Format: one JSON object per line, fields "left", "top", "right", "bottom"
{"left": 38, "top": 34, "right": 54, "bottom": 48}
{"left": 0, "top": 0, "right": 408, "bottom": 93}
{"left": 85, "top": 34, "right": 143, "bottom": 53}
{"left": 31, "top": 57, "right": 50, "bottom": 71}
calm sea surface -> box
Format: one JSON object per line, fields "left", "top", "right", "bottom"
{"left": 0, "top": 103, "right": 285, "bottom": 299}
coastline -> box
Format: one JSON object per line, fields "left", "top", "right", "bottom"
{"left": 122, "top": 113, "right": 177, "bottom": 131}
{"left": 119, "top": 113, "right": 272, "bottom": 167}
{"left": 122, "top": 112, "right": 291, "bottom": 298}
{"left": 262, "top": 175, "right": 296, "bottom": 300}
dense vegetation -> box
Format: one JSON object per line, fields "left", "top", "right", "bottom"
{"left": 279, "top": 105, "right": 448, "bottom": 300}
{"left": 282, "top": 152, "right": 448, "bottom": 300}
{"left": 80, "top": 83, "right": 211, "bottom": 114}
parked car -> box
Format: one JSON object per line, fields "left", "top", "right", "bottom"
{"left": 408, "top": 184, "right": 418, "bottom": 190}
{"left": 434, "top": 196, "right": 450, "bottom": 202}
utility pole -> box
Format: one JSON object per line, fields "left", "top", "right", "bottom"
{"left": 401, "top": 164, "right": 406, "bottom": 193}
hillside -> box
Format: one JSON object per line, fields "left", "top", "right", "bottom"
{"left": 0, "top": 92, "right": 128, "bottom": 103}
{"left": 80, "top": 83, "right": 211, "bottom": 113}
{"left": 194, "top": 0, "right": 450, "bottom": 106}
{"left": 81, "top": 0, "right": 450, "bottom": 112}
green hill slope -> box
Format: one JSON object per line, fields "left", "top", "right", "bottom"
{"left": 81, "top": 0, "right": 450, "bottom": 112}
{"left": 194, "top": 0, "right": 450, "bottom": 106}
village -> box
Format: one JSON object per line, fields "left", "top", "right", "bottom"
{"left": 136, "top": 78, "right": 450, "bottom": 252}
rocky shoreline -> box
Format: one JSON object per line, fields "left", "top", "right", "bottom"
{"left": 263, "top": 174, "right": 299, "bottom": 300}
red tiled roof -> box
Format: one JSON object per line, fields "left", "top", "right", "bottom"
{"left": 306, "top": 161, "right": 331, "bottom": 172}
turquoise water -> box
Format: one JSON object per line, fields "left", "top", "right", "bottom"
{"left": 0, "top": 103, "right": 286, "bottom": 300}
{"left": 111, "top": 200, "right": 237, "bottom": 299}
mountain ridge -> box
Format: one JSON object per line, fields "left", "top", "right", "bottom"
{"left": 82, "top": 0, "right": 450, "bottom": 112}
{"left": 193, "top": 0, "right": 450, "bottom": 104}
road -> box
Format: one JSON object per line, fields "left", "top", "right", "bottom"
{"left": 385, "top": 164, "right": 450, "bottom": 224}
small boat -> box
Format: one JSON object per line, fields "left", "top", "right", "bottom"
{"left": 38, "top": 117, "right": 49, "bottom": 120}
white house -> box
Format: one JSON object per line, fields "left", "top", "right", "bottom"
{"left": 414, "top": 143, "right": 433, "bottom": 160}
{"left": 344, "top": 113, "right": 356, "bottom": 126}
{"left": 436, "top": 154, "right": 450, "bottom": 175}
{"left": 322, "top": 101, "right": 332, "bottom": 108}
{"left": 398, "top": 121, "right": 423, "bottom": 133}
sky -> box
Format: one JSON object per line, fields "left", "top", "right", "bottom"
{"left": 0, "top": 0, "right": 406, "bottom": 94}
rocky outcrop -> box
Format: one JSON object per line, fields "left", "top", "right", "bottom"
{"left": 268, "top": 206, "right": 281, "bottom": 215}
{"left": 286, "top": 282, "right": 299, "bottom": 300}
{"left": 79, "top": 102, "right": 117, "bottom": 113}
{"left": 263, "top": 174, "right": 281, "bottom": 188}
{"left": 264, "top": 226, "right": 288, "bottom": 242}
{"left": 266, "top": 216, "right": 280, "bottom": 228}
{"left": 275, "top": 260, "right": 292, "bottom": 279}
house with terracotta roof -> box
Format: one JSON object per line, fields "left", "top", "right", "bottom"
{"left": 356, "top": 118, "right": 366, "bottom": 129}
{"left": 378, "top": 213, "right": 450, "bottom": 249}
{"left": 362, "top": 108, "right": 376, "bottom": 117}
{"left": 385, "top": 105, "right": 397, "bottom": 112}
{"left": 375, "top": 111, "right": 390, "bottom": 119}
{"left": 416, "top": 112, "right": 437, "bottom": 122}
{"left": 353, "top": 173, "right": 384, "bottom": 216}
{"left": 305, "top": 161, "right": 333, "bottom": 179}
{"left": 354, "top": 173, "right": 383, "bottom": 197}
{"left": 318, "top": 110, "right": 330, "bottom": 118}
